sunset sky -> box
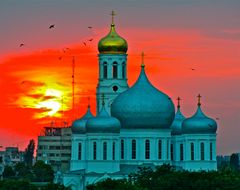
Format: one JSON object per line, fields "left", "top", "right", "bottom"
{"left": 0, "top": 0, "right": 240, "bottom": 155}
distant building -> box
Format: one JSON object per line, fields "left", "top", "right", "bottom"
{"left": 0, "top": 147, "right": 24, "bottom": 166}
{"left": 217, "top": 155, "right": 231, "bottom": 168}
{"left": 37, "top": 126, "right": 72, "bottom": 172}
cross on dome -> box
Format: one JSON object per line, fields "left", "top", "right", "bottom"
{"left": 197, "top": 94, "right": 202, "bottom": 106}
{"left": 87, "top": 97, "right": 90, "bottom": 108}
{"left": 111, "top": 10, "right": 116, "bottom": 25}
{"left": 177, "top": 97, "right": 181, "bottom": 108}
{"left": 141, "top": 52, "right": 145, "bottom": 68}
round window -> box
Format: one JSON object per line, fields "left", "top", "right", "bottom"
{"left": 112, "top": 85, "right": 118, "bottom": 92}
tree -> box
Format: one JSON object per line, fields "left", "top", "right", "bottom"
{"left": 2, "top": 166, "right": 15, "bottom": 178}
{"left": 32, "top": 160, "right": 54, "bottom": 182}
{"left": 15, "top": 162, "right": 33, "bottom": 180}
{"left": 0, "top": 179, "right": 37, "bottom": 190}
{"left": 86, "top": 178, "right": 143, "bottom": 190}
{"left": 230, "top": 153, "right": 239, "bottom": 171}
{"left": 24, "top": 139, "right": 35, "bottom": 166}
{"left": 42, "top": 183, "right": 71, "bottom": 190}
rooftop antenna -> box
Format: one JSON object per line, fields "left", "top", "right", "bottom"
{"left": 72, "top": 56, "right": 75, "bottom": 121}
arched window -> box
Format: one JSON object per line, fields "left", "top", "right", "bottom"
{"left": 180, "top": 144, "right": 184, "bottom": 161}
{"left": 190, "top": 143, "right": 194, "bottom": 160}
{"left": 103, "top": 62, "right": 107, "bottom": 79}
{"left": 210, "top": 142, "right": 213, "bottom": 160}
{"left": 113, "top": 62, "right": 118, "bottom": 78}
{"left": 122, "top": 62, "right": 126, "bottom": 78}
{"left": 121, "top": 140, "right": 124, "bottom": 159}
{"left": 112, "top": 142, "right": 115, "bottom": 160}
{"left": 93, "top": 142, "right": 97, "bottom": 160}
{"left": 132, "top": 139, "right": 136, "bottom": 159}
{"left": 145, "top": 140, "right": 150, "bottom": 159}
{"left": 78, "top": 143, "right": 82, "bottom": 160}
{"left": 158, "top": 140, "right": 162, "bottom": 159}
{"left": 170, "top": 143, "right": 174, "bottom": 161}
{"left": 103, "top": 142, "right": 107, "bottom": 160}
{"left": 200, "top": 142, "right": 205, "bottom": 160}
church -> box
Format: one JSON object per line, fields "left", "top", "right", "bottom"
{"left": 63, "top": 12, "right": 218, "bottom": 190}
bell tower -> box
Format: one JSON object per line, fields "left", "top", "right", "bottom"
{"left": 96, "top": 11, "right": 129, "bottom": 114}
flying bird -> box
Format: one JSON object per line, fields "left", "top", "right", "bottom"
{"left": 190, "top": 68, "right": 195, "bottom": 71}
{"left": 83, "top": 42, "right": 87, "bottom": 46}
{"left": 88, "top": 26, "right": 92, "bottom": 29}
{"left": 49, "top": 24, "right": 55, "bottom": 29}
{"left": 63, "top": 47, "right": 70, "bottom": 53}
{"left": 19, "top": 43, "right": 24, "bottom": 47}
{"left": 88, "top": 38, "right": 93, "bottom": 42}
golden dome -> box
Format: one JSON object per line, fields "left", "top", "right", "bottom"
{"left": 98, "top": 24, "right": 128, "bottom": 54}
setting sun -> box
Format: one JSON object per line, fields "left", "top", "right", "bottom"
{"left": 35, "top": 88, "right": 62, "bottom": 117}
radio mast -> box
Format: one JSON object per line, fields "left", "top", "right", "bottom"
{"left": 72, "top": 56, "right": 75, "bottom": 121}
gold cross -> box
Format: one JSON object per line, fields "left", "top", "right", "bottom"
{"left": 111, "top": 10, "right": 116, "bottom": 25}
{"left": 197, "top": 94, "right": 201, "bottom": 106}
{"left": 177, "top": 97, "right": 181, "bottom": 108}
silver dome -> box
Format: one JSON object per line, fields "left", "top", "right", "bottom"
{"left": 111, "top": 65, "right": 175, "bottom": 129}
{"left": 86, "top": 105, "right": 121, "bottom": 133}
{"left": 72, "top": 106, "right": 94, "bottom": 134}
{"left": 170, "top": 105, "right": 186, "bottom": 135}
{"left": 182, "top": 105, "right": 217, "bottom": 134}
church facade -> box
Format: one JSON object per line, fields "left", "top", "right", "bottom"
{"left": 63, "top": 13, "right": 218, "bottom": 190}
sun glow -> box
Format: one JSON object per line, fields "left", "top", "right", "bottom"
{"left": 36, "top": 100, "right": 61, "bottom": 116}
{"left": 35, "top": 88, "right": 63, "bottom": 117}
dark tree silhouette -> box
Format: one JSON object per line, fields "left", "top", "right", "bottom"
{"left": 2, "top": 166, "right": 15, "bottom": 178}
{"left": 24, "top": 139, "right": 35, "bottom": 166}
{"left": 33, "top": 160, "right": 54, "bottom": 182}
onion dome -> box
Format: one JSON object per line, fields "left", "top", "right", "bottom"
{"left": 72, "top": 102, "right": 94, "bottom": 134}
{"left": 86, "top": 96, "right": 121, "bottom": 133}
{"left": 111, "top": 53, "right": 175, "bottom": 129}
{"left": 182, "top": 94, "right": 217, "bottom": 134}
{"left": 98, "top": 11, "right": 128, "bottom": 54}
{"left": 170, "top": 97, "right": 186, "bottom": 135}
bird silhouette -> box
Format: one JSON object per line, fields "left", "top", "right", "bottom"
{"left": 88, "top": 38, "right": 93, "bottom": 42}
{"left": 19, "top": 43, "right": 24, "bottom": 47}
{"left": 83, "top": 42, "right": 87, "bottom": 46}
{"left": 190, "top": 68, "right": 195, "bottom": 70}
{"left": 88, "top": 26, "right": 92, "bottom": 29}
{"left": 49, "top": 24, "right": 55, "bottom": 29}
{"left": 63, "top": 47, "right": 70, "bottom": 53}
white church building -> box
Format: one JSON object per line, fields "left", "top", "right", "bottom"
{"left": 63, "top": 13, "right": 218, "bottom": 190}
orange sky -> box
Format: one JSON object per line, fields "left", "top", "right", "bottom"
{"left": 1, "top": 1, "right": 240, "bottom": 155}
